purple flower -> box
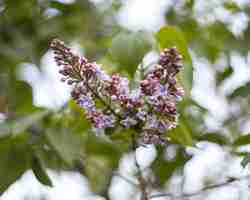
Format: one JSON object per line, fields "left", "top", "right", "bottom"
{"left": 87, "top": 111, "right": 115, "bottom": 129}
{"left": 136, "top": 110, "right": 147, "bottom": 121}
{"left": 50, "top": 39, "right": 185, "bottom": 145}
{"left": 77, "top": 95, "right": 96, "bottom": 112}
{"left": 144, "top": 114, "right": 158, "bottom": 129}
{"left": 139, "top": 130, "right": 166, "bottom": 145}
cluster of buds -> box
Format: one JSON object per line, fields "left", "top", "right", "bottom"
{"left": 50, "top": 39, "right": 184, "bottom": 145}
{"left": 139, "top": 48, "right": 184, "bottom": 144}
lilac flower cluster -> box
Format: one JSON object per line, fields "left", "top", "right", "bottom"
{"left": 50, "top": 39, "right": 184, "bottom": 145}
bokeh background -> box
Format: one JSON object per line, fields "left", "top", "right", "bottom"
{"left": 1, "top": 0, "right": 250, "bottom": 200}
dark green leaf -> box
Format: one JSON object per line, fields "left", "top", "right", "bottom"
{"left": 152, "top": 147, "right": 187, "bottom": 186}
{"left": 229, "top": 82, "right": 250, "bottom": 99}
{"left": 233, "top": 134, "right": 250, "bottom": 146}
{"left": 156, "top": 26, "right": 193, "bottom": 93}
{"left": 10, "top": 81, "right": 34, "bottom": 113}
{"left": 0, "top": 134, "right": 31, "bottom": 194}
{"left": 216, "top": 66, "right": 233, "bottom": 85}
{"left": 198, "top": 133, "right": 230, "bottom": 145}
{"left": 241, "top": 156, "right": 250, "bottom": 168}
{"left": 224, "top": 2, "right": 241, "bottom": 13}
{"left": 31, "top": 154, "right": 53, "bottom": 187}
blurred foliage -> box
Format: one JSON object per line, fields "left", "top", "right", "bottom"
{"left": 1, "top": 0, "right": 250, "bottom": 197}
{"left": 109, "top": 31, "right": 153, "bottom": 77}
{"left": 156, "top": 26, "right": 193, "bottom": 93}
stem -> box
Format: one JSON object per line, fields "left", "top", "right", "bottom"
{"left": 72, "top": 61, "right": 123, "bottom": 120}
{"left": 86, "top": 82, "right": 123, "bottom": 120}
{"left": 132, "top": 133, "right": 149, "bottom": 200}
{"left": 113, "top": 171, "right": 139, "bottom": 187}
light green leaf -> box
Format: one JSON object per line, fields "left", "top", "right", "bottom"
{"left": 84, "top": 134, "right": 123, "bottom": 194}
{"left": 45, "top": 128, "right": 84, "bottom": 166}
{"left": 156, "top": 26, "right": 193, "bottom": 94}
{"left": 0, "top": 110, "right": 49, "bottom": 138}
{"left": 109, "top": 31, "right": 152, "bottom": 77}
{"left": 167, "top": 122, "right": 193, "bottom": 146}
{"left": 12, "top": 110, "right": 50, "bottom": 135}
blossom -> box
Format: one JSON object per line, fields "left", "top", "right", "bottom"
{"left": 104, "top": 74, "right": 129, "bottom": 100}
{"left": 86, "top": 111, "right": 115, "bottom": 129}
{"left": 50, "top": 39, "right": 184, "bottom": 145}
{"left": 139, "top": 129, "right": 166, "bottom": 145}
{"left": 77, "top": 95, "right": 96, "bottom": 112}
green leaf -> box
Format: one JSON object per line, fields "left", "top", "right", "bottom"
{"left": 84, "top": 156, "right": 113, "bottom": 194}
{"left": 45, "top": 128, "right": 84, "bottom": 167}
{"left": 31, "top": 154, "right": 53, "bottom": 187}
{"left": 0, "top": 134, "right": 31, "bottom": 194}
{"left": 109, "top": 31, "right": 152, "bottom": 77}
{"left": 84, "top": 134, "right": 123, "bottom": 194}
{"left": 216, "top": 66, "right": 233, "bottom": 85}
{"left": 167, "top": 119, "right": 193, "bottom": 146}
{"left": 229, "top": 82, "right": 250, "bottom": 99}
{"left": 0, "top": 110, "right": 49, "bottom": 138}
{"left": 10, "top": 80, "right": 34, "bottom": 113}
{"left": 241, "top": 156, "right": 250, "bottom": 168}
{"left": 12, "top": 111, "right": 50, "bottom": 135}
{"left": 224, "top": 2, "right": 241, "bottom": 13}
{"left": 233, "top": 134, "right": 250, "bottom": 146}
{"left": 198, "top": 133, "right": 230, "bottom": 145}
{"left": 156, "top": 26, "right": 193, "bottom": 94}
{"left": 152, "top": 147, "right": 187, "bottom": 186}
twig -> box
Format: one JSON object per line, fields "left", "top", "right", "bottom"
{"left": 113, "top": 171, "right": 139, "bottom": 187}
{"left": 86, "top": 82, "right": 122, "bottom": 120}
{"left": 132, "top": 133, "right": 149, "bottom": 200}
{"left": 149, "top": 176, "right": 250, "bottom": 199}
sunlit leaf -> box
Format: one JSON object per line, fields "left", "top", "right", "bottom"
{"left": 167, "top": 118, "right": 193, "bottom": 146}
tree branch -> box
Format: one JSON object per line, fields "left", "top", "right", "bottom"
{"left": 149, "top": 175, "right": 250, "bottom": 199}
